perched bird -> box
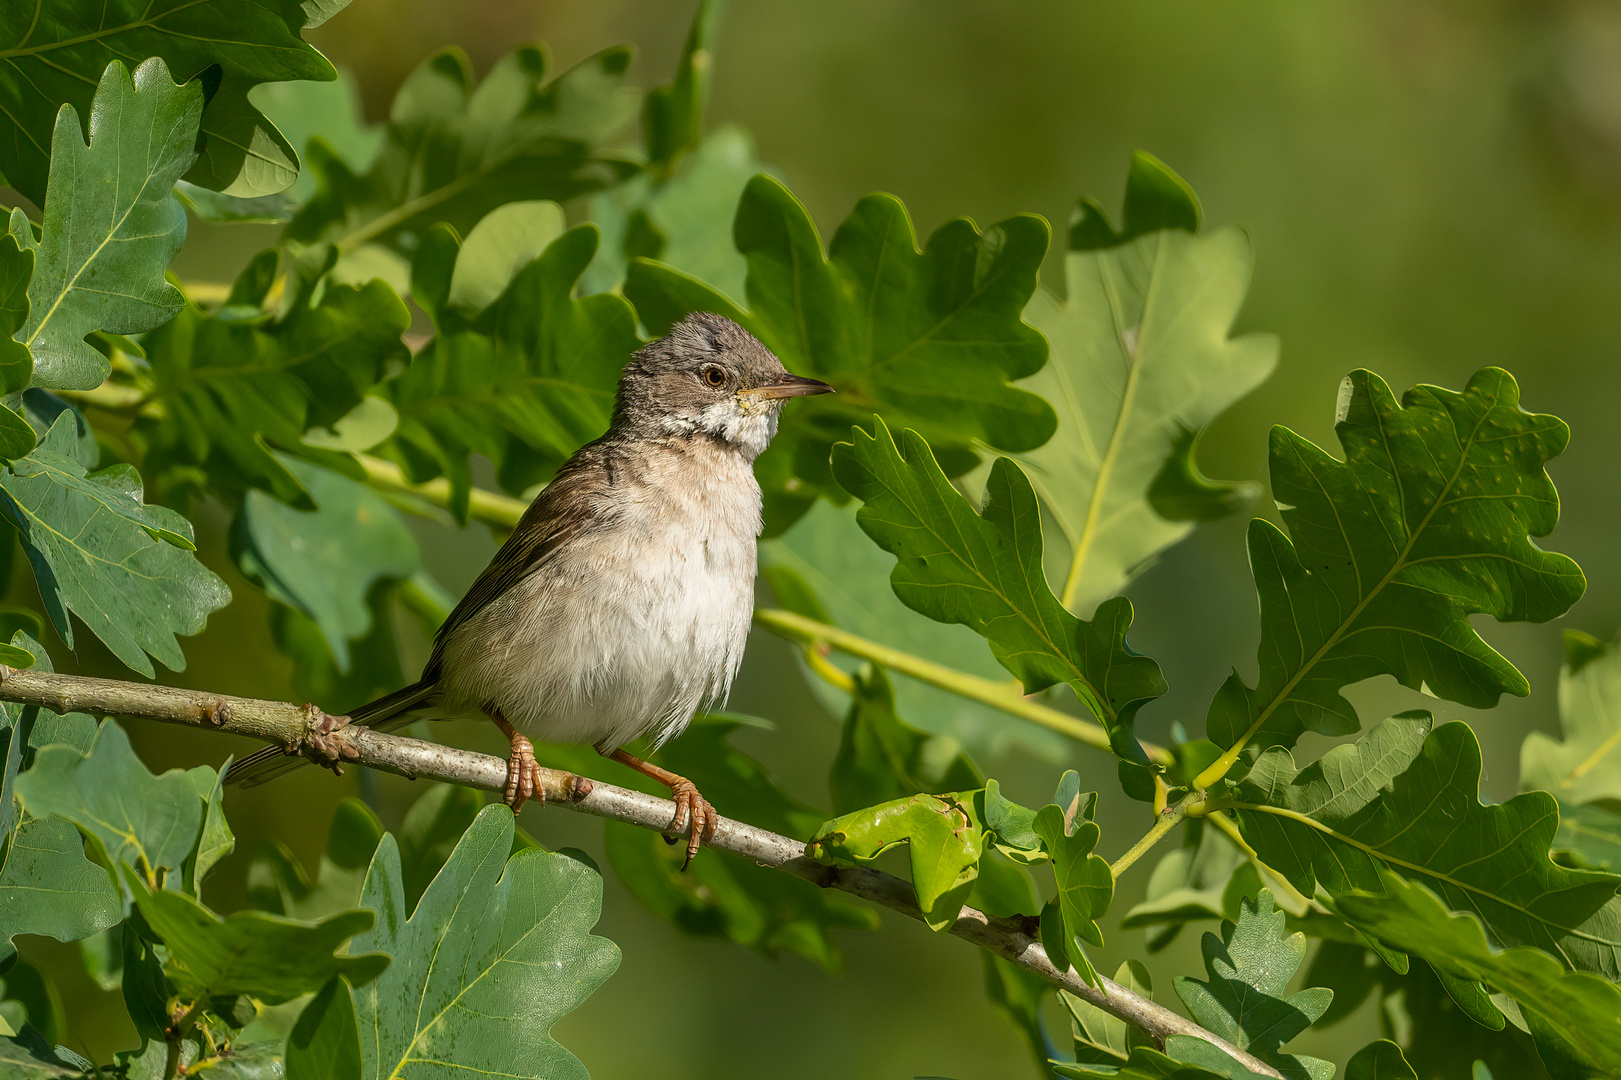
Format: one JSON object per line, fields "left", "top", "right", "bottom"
{"left": 228, "top": 312, "right": 833, "bottom": 864}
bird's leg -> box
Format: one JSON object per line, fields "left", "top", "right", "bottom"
{"left": 605, "top": 748, "right": 717, "bottom": 869}
{"left": 492, "top": 713, "right": 544, "bottom": 814}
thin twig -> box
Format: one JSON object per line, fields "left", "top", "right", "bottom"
{"left": 0, "top": 664, "right": 1280, "bottom": 1079}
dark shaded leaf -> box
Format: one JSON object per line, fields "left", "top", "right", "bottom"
{"left": 285, "top": 976, "right": 361, "bottom": 1080}
{"left": 248, "top": 798, "right": 383, "bottom": 921}
{"left": 1553, "top": 802, "right": 1621, "bottom": 872}
{"left": 353, "top": 805, "right": 619, "bottom": 1079}
{"left": 0, "top": 818, "right": 120, "bottom": 965}
{"left": 12, "top": 59, "right": 200, "bottom": 390}
{"left": 626, "top": 174, "right": 1056, "bottom": 530}
{"left": 1204, "top": 368, "right": 1585, "bottom": 777}
{"left": 1122, "top": 819, "right": 1246, "bottom": 952}
{"left": 131, "top": 875, "right": 387, "bottom": 1004}
{"left": 1173, "top": 890, "right": 1333, "bottom": 1080}
{"left": 397, "top": 783, "right": 485, "bottom": 912}
{"left": 0, "top": 414, "right": 230, "bottom": 676}
{"left": 1225, "top": 713, "right": 1621, "bottom": 979}
{"left": 1022, "top": 152, "right": 1276, "bottom": 614}
{"left": 136, "top": 255, "right": 410, "bottom": 509}
{"left": 831, "top": 665, "right": 981, "bottom": 814}
{"left": 1063, "top": 959, "right": 1154, "bottom": 1069}
{"left": 0, "top": 1, "right": 342, "bottom": 205}
{"left": 831, "top": 420, "right": 1166, "bottom": 763}
{"left": 285, "top": 45, "right": 638, "bottom": 254}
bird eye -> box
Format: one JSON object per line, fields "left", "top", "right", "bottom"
{"left": 701, "top": 366, "right": 727, "bottom": 388}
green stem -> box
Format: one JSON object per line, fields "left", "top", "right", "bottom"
{"left": 755, "top": 607, "right": 1174, "bottom": 764}
{"left": 1110, "top": 793, "right": 1203, "bottom": 878}
{"left": 355, "top": 454, "right": 528, "bottom": 529}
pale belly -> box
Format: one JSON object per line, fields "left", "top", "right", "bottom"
{"left": 431, "top": 509, "right": 758, "bottom": 751}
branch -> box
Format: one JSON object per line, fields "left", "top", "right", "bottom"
{"left": 0, "top": 665, "right": 1280, "bottom": 1079}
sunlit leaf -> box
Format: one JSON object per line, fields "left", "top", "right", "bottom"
{"left": 352, "top": 806, "right": 619, "bottom": 1078}
{"left": 12, "top": 59, "right": 200, "bottom": 390}
{"left": 0, "top": 414, "right": 230, "bottom": 676}
{"left": 1205, "top": 368, "right": 1585, "bottom": 773}
{"left": 1337, "top": 873, "right": 1621, "bottom": 1077}
{"left": 831, "top": 420, "right": 1165, "bottom": 763}
{"left": 1521, "top": 629, "right": 1621, "bottom": 807}
{"left": 807, "top": 790, "right": 986, "bottom": 932}
{"left": 285, "top": 45, "right": 638, "bottom": 255}
{"left": 182, "top": 766, "right": 234, "bottom": 898}
{"left": 1223, "top": 713, "right": 1621, "bottom": 979}
{"left": 1035, "top": 797, "right": 1112, "bottom": 986}
{"left": 1172, "top": 889, "right": 1333, "bottom": 1080}
{"left": 131, "top": 876, "right": 387, "bottom": 1004}
{"left": 626, "top": 174, "right": 1055, "bottom": 531}
{"left": 1021, "top": 152, "right": 1276, "bottom": 615}
{"left": 252, "top": 70, "right": 382, "bottom": 207}
{"left": 376, "top": 222, "right": 642, "bottom": 520}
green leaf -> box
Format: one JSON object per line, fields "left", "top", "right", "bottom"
{"left": 173, "top": 181, "right": 296, "bottom": 226}
{"left": 249, "top": 798, "right": 383, "bottom": 922}
{"left": 1553, "top": 802, "right": 1621, "bottom": 872}
{"left": 830, "top": 420, "right": 1166, "bottom": 763}
{"left": 0, "top": 1, "right": 341, "bottom": 205}
{"left": 14, "top": 720, "right": 201, "bottom": 883}
{"left": 268, "top": 584, "right": 409, "bottom": 715}
{"left": 0, "top": 1034, "right": 92, "bottom": 1077}
{"left": 1122, "top": 819, "right": 1246, "bottom": 951}
{"left": 1, "top": 633, "right": 97, "bottom": 840}
{"left": 377, "top": 223, "right": 642, "bottom": 518}
{"left": 1173, "top": 890, "right": 1333, "bottom": 1080}
{"left": 445, "top": 201, "right": 565, "bottom": 316}
{"left": 0, "top": 818, "right": 121, "bottom": 965}
{"left": 183, "top": 766, "right": 234, "bottom": 898}
{"left": 285, "top": 45, "right": 638, "bottom": 255}
{"left": 131, "top": 877, "right": 387, "bottom": 1004}
{"left": 14, "top": 59, "right": 201, "bottom": 390}
{"left": 831, "top": 665, "right": 982, "bottom": 814}
{"left": 1225, "top": 713, "right": 1621, "bottom": 979}
{"left": 285, "top": 977, "right": 361, "bottom": 1080}
{"left": 0, "top": 413, "right": 231, "bottom": 676}
{"left": 353, "top": 805, "right": 619, "bottom": 1079}
{"left": 592, "top": 714, "right": 878, "bottom": 969}
{"left": 235, "top": 457, "right": 419, "bottom": 670}
{"left": 1203, "top": 368, "right": 1585, "bottom": 779}
{"left": 807, "top": 790, "right": 986, "bottom": 932}
{"left": 396, "top": 783, "right": 486, "bottom": 913}
{"left": 1064, "top": 959, "right": 1155, "bottom": 1068}
{"left": 643, "top": 0, "right": 722, "bottom": 171}
{"left": 1034, "top": 799, "right": 1112, "bottom": 985}
{"left": 0, "top": 232, "right": 33, "bottom": 425}
{"left": 251, "top": 70, "right": 382, "bottom": 207}
{"left": 761, "top": 500, "right": 1060, "bottom": 758}
{"left": 1337, "top": 873, "right": 1621, "bottom": 1077}
{"left": 1021, "top": 153, "right": 1277, "bottom": 614}
{"left": 626, "top": 174, "right": 1056, "bottom": 530}
{"left": 136, "top": 255, "right": 410, "bottom": 509}
{"left": 1056, "top": 1045, "right": 1273, "bottom": 1080}
{"left": 1521, "top": 629, "right": 1621, "bottom": 806}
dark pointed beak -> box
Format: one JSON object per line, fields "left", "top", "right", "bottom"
{"left": 743, "top": 372, "right": 836, "bottom": 400}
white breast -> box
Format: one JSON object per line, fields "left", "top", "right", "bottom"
{"left": 433, "top": 442, "right": 761, "bottom": 752}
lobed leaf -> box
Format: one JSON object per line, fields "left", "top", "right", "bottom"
{"left": 131, "top": 877, "right": 387, "bottom": 1004}
{"left": 136, "top": 251, "right": 411, "bottom": 509}
{"left": 1521, "top": 629, "right": 1621, "bottom": 807}
{"left": 0, "top": 818, "right": 120, "bottom": 966}
{"left": 1172, "top": 890, "right": 1334, "bottom": 1080}
{"left": 1225, "top": 713, "right": 1621, "bottom": 979}
{"left": 11, "top": 58, "right": 201, "bottom": 391}
{"left": 831, "top": 420, "right": 1166, "bottom": 763}
{"left": 1035, "top": 798, "right": 1112, "bottom": 986}
{"left": 1204, "top": 368, "right": 1585, "bottom": 778}
{"left": 1022, "top": 152, "right": 1277, "bottom": 615}
{"left": 376, "top": 222, "right": 642, "bottom": 520}
{"left": 1337, "top": 873, "right": 1621, "bottom": 1077}
{"left": 0, "top": 414, "right": 230, "bottom": 676}
{"left": 285, "top": 45, "right": 638, "bottom": 255}
{"left": 0, "top": 0, "right": 343, "bottom": 206}
{"left": 627, "top": 174, "right": 1056, "bottom": 530}
{"left": 352, "top": 805, "right": 619, "bottom": 1079}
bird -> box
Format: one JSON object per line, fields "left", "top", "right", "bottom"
{"left": 228, "top": 312, "right": 833, "bottom": 865}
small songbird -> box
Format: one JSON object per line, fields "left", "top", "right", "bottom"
{"left": 228, "top": 312, "right": 833, "bottom": 864}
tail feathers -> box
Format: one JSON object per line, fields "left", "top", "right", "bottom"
{"left": 225, "top": 681, "right": 438, "bottom": 788}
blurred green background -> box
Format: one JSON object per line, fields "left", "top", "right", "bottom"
{"left": 16, "top": 0, "right": 1621, "bottom": 1075}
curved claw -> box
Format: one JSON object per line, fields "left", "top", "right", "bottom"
{"left": 503, "top": 733, "right": 545, "bottom": 815}
{"left": 667, "top": 779, "right": 717, "bottom": 870}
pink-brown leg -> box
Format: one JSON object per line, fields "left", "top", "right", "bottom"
{"left": 492, "top": 714, "right": 544, "bottom": 814}
{"left": 605, "top": 748, "right": 717, "bottom": 869}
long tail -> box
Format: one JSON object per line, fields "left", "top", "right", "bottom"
{"left": 225, "top": 680, "right": 438, "bottom": 788}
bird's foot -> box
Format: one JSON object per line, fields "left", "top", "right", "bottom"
{"left": 300, "top": 705, "right": 357, "bottom": 772}
{"left": 503, "top": 732, "right": 545, "bottom": 815}
{"left": 665, "top": 778, "right": 717, "bottom": 870}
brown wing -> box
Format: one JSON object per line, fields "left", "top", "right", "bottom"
{"left": 421, "top": 447, "right": 618, "bottom": 681}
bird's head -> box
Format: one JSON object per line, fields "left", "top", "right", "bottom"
{"left": 614, "top": 312, "right": 834, "bottom": 459}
